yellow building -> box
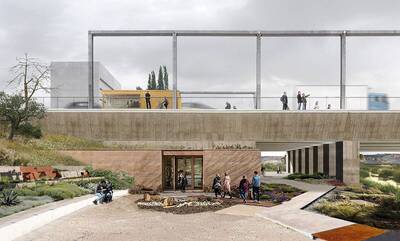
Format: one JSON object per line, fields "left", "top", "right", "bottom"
{"left": 101, "top": 90, "right": 182, "bottom": 109}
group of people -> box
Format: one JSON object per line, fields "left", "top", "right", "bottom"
{"left": 93, "top": 179, "right": 113, "bottom": 205}
{"left": 145, "top": 92, "right": 169, "bottom": 109}
{"left": 281, "top": 91, "right": 332, "bottom": 110}
{"left": 212, "top": 171, "right": 261, "bottom": 203}
{"left": 225, "top": 102, "right": 237, "bottom": 109}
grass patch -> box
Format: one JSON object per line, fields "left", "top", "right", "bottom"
{"left": 0, "top": 195, "right": 53, "bottom": 218}
{"left": 16, "top": 183, "right": 89, "bottom": 201}
{"left": 287, "top": 172, "right": 328, "bottom": 180}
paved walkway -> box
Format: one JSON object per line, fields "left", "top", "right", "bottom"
{"left": 0, "top": 190, "right": 128, "bottom": 241}
{"left": 257, "top": 176, "right": 353, "bottom": 238}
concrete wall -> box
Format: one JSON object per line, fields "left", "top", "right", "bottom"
{"left": 60, "top": 150, "right": 162, "bottom": 190}
{"left": 41, "top": 110, "right": 400, "bottom": 142}
{"left": 60, "top": 149, "right": 261, "bottom": 191}
{"left": 50, "top": 62, "right": 121, "bottom": 108}
{"left": 203, "top": 150, "right": 261, "bottom": 189}
{"left": 287, "top": 141, "right": 360, "bottom": 185}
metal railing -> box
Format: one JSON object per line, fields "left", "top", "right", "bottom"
{"left": 29, "top": 96, "right": 396, "bottom": 111}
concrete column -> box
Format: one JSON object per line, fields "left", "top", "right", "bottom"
{"left": 301, "top": 149, "right": 306, "bottom": 174}
{"left": 292, "top": 150, "right": 296, "bottom": 173}
{"left": 329, "top": 142, "right": 336, "bottom": 177}
{"left": 318, "top": 145, "right": 324, "bottom": 173}
{"left": 342, "top": 141, "right": 360, "bottom": 184}
{"left": 309, "top": 147, "right": 314, "bottom": 174}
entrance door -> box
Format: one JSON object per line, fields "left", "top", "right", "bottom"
{"left": 162, "top": 156, "right": 174, "bottom": 190}
{"left": 175, "top": 156, "right": 203, "bottom": 190}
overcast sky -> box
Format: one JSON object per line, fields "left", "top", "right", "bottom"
{"left": 1, "top": 0, "right": 400, "bottom": 109}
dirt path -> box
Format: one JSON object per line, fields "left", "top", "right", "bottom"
{"left": 16, "top": 195, "right": 311, "bottom": 241}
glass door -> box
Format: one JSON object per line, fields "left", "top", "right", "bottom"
{"left": 163, "top": 156, "right": 174, "bottom": 190}
{"left": 176, "top": 157, "right": 193, "bottom": 189}
{"left": 193, "top": 157, "right": 203, "bottom": 189}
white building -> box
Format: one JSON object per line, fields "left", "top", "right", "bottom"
{"left": 50, "top": 62, "right": 121, "bottom": 108}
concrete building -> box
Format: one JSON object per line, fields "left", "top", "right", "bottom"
{"left": 37, "top": 109, "right": 400, "bottom": 189}
{"left": 50, "top": 62, "right": 121, "bottom": 108}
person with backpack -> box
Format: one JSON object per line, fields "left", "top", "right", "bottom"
{"left": 252, "top": 171, "right": 261, "bottom": 202}
{"left": 280, "top": 92, "right": 288, "bottom": 110}
{"left": 93, "top": 180, "right": 107, "bottom": 205}
{"left": 239, "top": 176, "right": 250, "bottom": 203}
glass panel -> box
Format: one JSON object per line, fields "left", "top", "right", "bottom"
{"left": 193, "top": 158, "right": 203, "bottom": 189}
{"left": 176, "top": 157, "right": 192, "bottom": 188}
{"left": 163, "top": 157, "right": 173, "bottom": 190}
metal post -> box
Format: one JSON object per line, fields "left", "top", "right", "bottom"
{"left": 340, "top": 32, "right": 346, "bottom": 109}
{"left": 172, "top": 33, "right": 178, "bottom": 109}
{"left": 88, "top": 32, "right": 94, "bottom": 109}
{"left": 256, "top": 33, "right": 261, "bottom": 109}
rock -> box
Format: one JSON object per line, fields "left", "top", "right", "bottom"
{"left": 144, "top": 193, "right": 151, "bottom": 202}
{"left": 151, "top": 195, "right": 162, "bottom": 202}
{"left": 163, "top": 197, "right": 175, "bottom": 207}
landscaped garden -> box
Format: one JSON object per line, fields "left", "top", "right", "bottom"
{"left": 307, "top": 163, "right": 400, "bottom": 230}
{"left": 134, "top": 183, "right": 305, "bottom": 214}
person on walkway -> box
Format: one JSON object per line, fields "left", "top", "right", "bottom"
{"left": 162, "top": 97, "right": 169, "bottom": 109}
{"left": 222, "top": 172, "right": 232, "bottom": 199}
{"left": 313, "top": 101, "right": 319, "bottom": 110}
{"left": 145, "top": 92, "right": 151, "bottom": 109}
{"left": 212, "top": 174, "right": 222, "bottom": 198}
{"left": 301, "top": 93, "right": 310, "bottom": 110}
{"left": 297, "top": 91, "right": 302, "bottom": 110}
{"left": 239, "top": 176, "right": 250, "bottom": 203}
{"left": 181, "top": 172, "right": 188, "bottom": 192}
{"left": 280, "top": 92, "right": 288, "bottom": 110}
{"left": 93, "top": 180, "right": 107, "bottom": 205}
{"left": 327, "top": 104, "right": 331, "bottom": 110}
{"left": 225, "top": 102, "right": 231, "bottom": 109}
{"left": 252, "top": 171, "right": 261, "bottom": 202}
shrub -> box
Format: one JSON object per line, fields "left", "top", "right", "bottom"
{"left": 88, "top": 168, "right": 134, "bottom": 190}
{"left": 378, "top": 169, "right": 394, "bottom": 179}
{"left": 361, "top": 178, "right": 399, "bottom": 195}
{"left": 16, "top": 122, "right": 42, "bottom": 139}
{"left": 314, "top": 200, "right": 375, "bottom": 222}
{"left": 0, "top": 189, "right": 20, "bottom": 206}
{"left": 287, "top": 172, "right": 327, "bottom": 180}
{"left": 33, "top": 183, "right": 89, "bottom": 201}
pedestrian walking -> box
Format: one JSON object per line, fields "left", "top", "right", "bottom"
{"left": 280, "top": 92, "right": 288, "bottom": 110}
{"left": 297, "top": 91, "right": 302, "bottom": 110}
{"left": 145, "top": 92, "right": 151, "bottom": 109}
{"left": 222, "top": 172, "right": 232, "bottom": 199}
{"left": 163, "top": 97, "right": 169, "bottom": 109}
{"left": 212, "top": 174, "right": 222, "bottom": 198}
{"left": 301, "top": 93, "right": 310, "bottom": 110}
{"left": 252, "top": 171, "right": 261, "bottom": 202}
{"left": 239, "top": 176, "right": 250, "bottom": 203}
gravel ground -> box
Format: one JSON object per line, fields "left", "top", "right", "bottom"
{"left": 16, "top": 195, "right": 311, "bottom": 241}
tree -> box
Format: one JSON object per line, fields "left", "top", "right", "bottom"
{"left": 147, "top": 74, "right": 151, "bottom": 90}
{"left": 8, "top": 54, "right": 50, "bottom": 109}
{"left": 163, "top": 66, "right": 169, "bottom": 90}
{"left": 0, "top": 92, "right": 46, "bottom": 140}
{"left": 151, "top": 71, "right": 157, "bottom": 90}
{"left": 157, "top": 66, "right": 164, "bottom": 90}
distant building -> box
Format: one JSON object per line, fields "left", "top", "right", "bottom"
{"left": 50, "top": 62, "right": 121, "bottom": 108}
{"left": 368, "top": 93, "right": 389, "bottom": 110}
{"left": 101, "top": 89, "right": 182, "bottom": 109}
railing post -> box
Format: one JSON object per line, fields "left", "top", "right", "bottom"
{"left": 340, "top": 31, "right": 346, "bottom": 109}
{"left": 172, "top": 33, "right": 178, "bottom": 109}
{"left": 88, "top": 32, "right": 94, "bottom": 109}
{"left": 256, "top": 33, "right": 261, "bottom": 109}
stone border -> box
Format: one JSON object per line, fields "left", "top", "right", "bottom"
{"left": 0, "top": 190, "right": 128, "bottom": 241}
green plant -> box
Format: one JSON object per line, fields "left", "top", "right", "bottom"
{"left": 89, "top": 168, "right": 134, "bottom": 190}
{"left": 0, "top": 189, "right": 20, "bottom": 206}
{"left": 16, "top": 122, "right": 42, "bottom": 139}
{"left": 33, "top": 183, "right": 89, "bottom": 201}
{"left": 378, "top": 169, "right": 394, "bottom": 179}
{"left": 287, "top": 172, "right": 327, "bottom": 180}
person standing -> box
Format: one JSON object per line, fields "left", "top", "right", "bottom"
{"left": 145, "top": 92, "right": 151, "bottom": 109}
{"left": 252, "top": 171, "right": 261, "bottom": 202}
{"left": 239, "top": 176, "right": 250, "bottom": 203}
{"left": 163, "top": 97, "right": 169, "bottom": 109}
{"left": 222, "top": 172, "right": 232, "bottom": 199}
{"left": 314, "top": 101, "right": 320, "bottom": 110}
{"left": 212, "top": 174, "right": 222, "bottom": 198}
{"left": 297, "top": 91, "right": 302, "bottom": 110}
{"left": 301, "top": 93, "right": 310, "bottom": 110}
{"left": 327, "top": 104, "right": 331, "bottom": 110}
{"left": 181, "top": 172, "right": 188, "bottom": 192}
{"left": 280, "top": 92, "right": 288, "bottom": 110}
